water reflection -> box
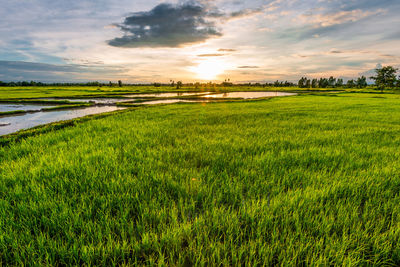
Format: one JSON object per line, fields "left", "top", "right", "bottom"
{"left": 0, "top": 106, "right": 125, "bottom": 136}
{"left": 38, "top": 98, "right": 132, "bottom": 104}
{"left": 38, "top": 92, "right": 212, "bottom": 104}
{"left": 124, "top": 92, "right": 211, "bottom": 98}
{"left": 201, "top": 91, "right": 297, "bottom": 99}
{"left": 0, "top": 103, "right": 56, "bottom": 112}
{"left": 139, "top": 99, "right": 207, "bottom": 105}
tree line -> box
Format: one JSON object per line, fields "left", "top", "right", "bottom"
{"left": 1, "top": 66, "right": 399, "bottom": 90}
{"left": 297, "top": 66, "right": 399, "bottom": 89}
{"left": 0, "top": 81, "right": 122, "bottom": 87}
{"left": 297, "top": 76, "right": 367, "bottom": 88}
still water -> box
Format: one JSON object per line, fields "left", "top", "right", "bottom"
{"left": 201, "top": 91, "right": 297, "bottom": 99}
{"left": 124, "top": 92, "right": 211, "bottom": 98}
{"left": 0, "top": 106, "right": 125, "bottom": 136}
{"left": 38, "top": 98, "right": 133, "bottom": 104}
{"left": 0, "top": 103, "right": 56, "bottom": 112}
{"left": 139, "top": 99, "right": 210, "bottom": 105}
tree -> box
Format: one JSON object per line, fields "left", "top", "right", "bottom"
{"left": 118, "top": 80, "right": 122, "bottom": 87}
{"left": 328, "top": 76, "right": 336, "bottom": 87}
{"left": 356, "top": 76, "right": 367, "bottom": 88}
{"left": 311, "top": 79, "right": 318, "bottom": 88}
{"left": 283, "top": 81, "right": 293, "bottom": 87}
{"left": 346, "top": 79, "right": 355, "bottom": 88}
{"left": 370, "top": 66, "right": 398, "bottom": 92}
{"left": 319, "top": 78, "right": 329, "bottom": 88}
{"left": 298, "top": 77, "right": 305, "bottom": 88}
{"left": 305, "top": 79, "right": 311, "bottom": 88}
{"left": 336, "top": 78, "right": 344, "bottom": 87}
{"left": 176, "top": 81, "right": 183, "bottom": 89}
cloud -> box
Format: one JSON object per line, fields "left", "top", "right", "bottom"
{"left": 0, "top": 61, "right": 79, "bottom": 73}
{"left": 108, "top": 2, "right": 223, "bottom": 48}
{"left": 197, "top": 53, "right": 225, "bottom": 57}
{"left": 228, "top": 8, "right": 263, "bottom": 20}
{"left": 279, "top": 7, "right": 386, "bottom": 42}
{"left": 218, "top": 48, "right": 236, "bottom": 52}
{"left": 298, "top": 9, "right": 385, "bottom": 28}
{"left": 329, "top": 50, "right": 343, "bottom": 54}
{"left": 108, "top": 1, "right": 264, "bottom": 48}
{"left": 338, "top": 0, "right": 400, "bottom": 11}
{"left": 384, "top": 31, "right": 400, "bottom": 40}
{"left": 276, "top": 5, "right": 389, "bottom": 42}
{"left": 359, "top": 63, "right": 383, "bottom": 78}
{"left": 0, "top": 61, "right": 127, "bottom": 82}
{"left": 2, "top": 0, "right": 400, "bottom": 83}
{"left": 238, "top": 66, "right": 259, "bottom": 69}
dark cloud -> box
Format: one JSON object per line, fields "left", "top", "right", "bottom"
{"left": 228, "top": 8, "right": 262, "bottom": 19}
{"left": 0, "top": 61, "right": 79, "bottom": 73}
{"left": 0, "top": 61, "right": 126, "bottom": 82}
{"left": 238, "top": 66, "right": 259, "bottom": 69}
{"left": 108, "top": 2, "right": 263, "bottom": 48}
{"left": 197, "top": 53, "right": 225, "bottom": 57}
{"left": 108, "top": 2, "right": 223, "bottom": 48}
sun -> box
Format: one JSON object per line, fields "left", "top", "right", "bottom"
{"left": 190, "top": 59, "right": 229, "bottom": 80}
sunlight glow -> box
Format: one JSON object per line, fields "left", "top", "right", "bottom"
{"left": 189, "top": 59, "right": 230, "bottom": 80}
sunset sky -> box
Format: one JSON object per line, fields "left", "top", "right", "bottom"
{"left": 1, "top": 0, "right": 399, "bottom": 83}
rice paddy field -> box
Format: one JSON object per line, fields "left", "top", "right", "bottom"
{"left": 0, "top": 85, "right": 260, "bottom": 99}
{"left": 1, "top": 88, "right": 400, "bottom": 265}
{"left": 0, "top": 85, "right": 351, "bottom": 99}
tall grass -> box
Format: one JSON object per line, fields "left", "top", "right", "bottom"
{"left": 1, "top": 93, "right": 400, "bottom": 265}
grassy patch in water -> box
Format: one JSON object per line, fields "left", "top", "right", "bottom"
{"left": 0, "top": 110, "right": 27, "bottom": 117}
{"left": 0, "top": 104, "right": 93, "bottom": 118}
{"left": 40, "top": 103, "right": 93, "bottom": 111}
{"left": 0, "top": 99, "right": 85, "bottom": 105}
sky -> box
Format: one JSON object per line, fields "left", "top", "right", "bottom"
{"left": 0, "top": 0, "right": 400, "bottom": 83}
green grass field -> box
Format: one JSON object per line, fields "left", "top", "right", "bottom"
{"left": 1, "top": 92, "right": 400, "bottom": 265}
{"left": 0, "top": 85, "right": 259, "bottom": 99}
{"left": 0, "top": 85, "right": 355, "bottom": 100}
